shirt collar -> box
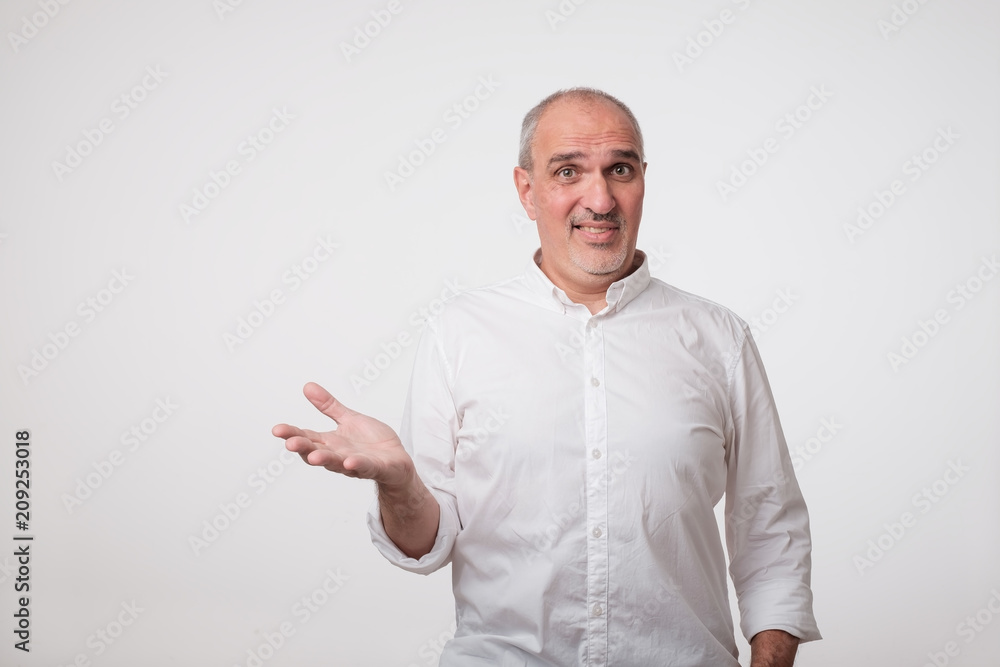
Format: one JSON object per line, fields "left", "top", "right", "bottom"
{"left": 523, "top": 249, "right": 651, "bottom": 315}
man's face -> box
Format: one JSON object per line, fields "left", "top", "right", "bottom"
{"left": 514, "top": 97, "right": 646, "bottom": 290}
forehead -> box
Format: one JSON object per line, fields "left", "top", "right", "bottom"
{"left": 533, "top": 97, "right": 640, "bottom": 163}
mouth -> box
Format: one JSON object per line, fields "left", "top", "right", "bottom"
{"left": 573, "top": 223, "right": 619, "bottom": 243}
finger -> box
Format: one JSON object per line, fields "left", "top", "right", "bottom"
{"left": 303, "top": 382, "right": 355, "bottom": 423}
{"left": 272, "top": 423, "right": 307, "bottom": 439}
{"left": 306, "top": 448, "right": 352, "bottom": 473}
{"left": 283, "top": 435, "right": 319, "bottom": 456}
{"left": 342, "top": 454, "right": 377, "bottom": 479}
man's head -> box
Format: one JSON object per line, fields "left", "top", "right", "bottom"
{"left": 514, "top": 88, "right": 647, "bottom": 299}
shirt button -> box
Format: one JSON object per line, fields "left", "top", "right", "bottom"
{"left": 592, "top": 449, "right": 602, "bottom": 459}
{"left": 590, "top": 377, "right": 600, "bottom": 387}
{"left": 588, "top": 319, "right": 598, "bottom": 329}
{"left": 592, "top": 527, "right": 603, "bottom": 538}
{"left": 592, "top": 604, "right": 604, "bottom": 617}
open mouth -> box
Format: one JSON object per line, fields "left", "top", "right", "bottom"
{"left": 573, "top": 224, "right": 619, "bottom": 243}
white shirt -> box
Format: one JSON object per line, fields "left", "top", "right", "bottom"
{"left": 368, "top": 250, "right": 821, "bottom": 666}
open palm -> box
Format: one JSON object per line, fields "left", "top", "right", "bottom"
{"left": 272, "top": 382, "right": 413, "bottom": 488}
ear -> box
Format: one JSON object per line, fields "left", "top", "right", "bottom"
{"left": 513, "top": 166, "right": 537, "bottom": 220}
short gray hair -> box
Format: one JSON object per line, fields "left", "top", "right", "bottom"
{"left": 517, "top": 87, "right": 645, "bottom": 172}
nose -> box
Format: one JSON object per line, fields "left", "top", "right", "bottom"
{"left": 581, "top": 174, "right": 615, "bottom": 216}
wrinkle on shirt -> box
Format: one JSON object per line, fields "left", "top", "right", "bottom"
{"left": 368, "top": 249, "right": 820, "bottom": 666}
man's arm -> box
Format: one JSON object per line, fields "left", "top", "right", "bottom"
{"left": 273, "top": 382, "right": 440, "bottom": 559}
{"left": 749, "top": 629, "right": 799, "bottom": 667}
{"left": 725, "top": 329, "right": 822, "bottom": 645}
{"left": 375, "top": 467, "right": 440, "bottom": 559}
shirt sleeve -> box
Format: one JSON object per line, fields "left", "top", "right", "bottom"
{"left": 366, "top": 318, "right": 462, "bottom": 575}
{"left": 724, "top": 326, "right": 822, "bottom": 643}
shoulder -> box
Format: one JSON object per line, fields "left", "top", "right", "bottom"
{"left": 640, "top": 276, "right": 750, "bottom": 343}
{"left": 415, "top": 273, "right": 536, "bottom": 332}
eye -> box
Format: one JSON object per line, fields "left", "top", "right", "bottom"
{"left": 558, "top": 167, "right": 576, "bottom": 178}
{"left": 611, "top": 164, "right": 632, "bottom": 177}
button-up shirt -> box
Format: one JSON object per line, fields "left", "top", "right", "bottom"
{"left": 368, "top": 250, "right": 821, "bottom": 666}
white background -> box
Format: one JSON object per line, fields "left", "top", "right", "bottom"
{"left": 1, "top": 0, "right": 998, "bottom": 665}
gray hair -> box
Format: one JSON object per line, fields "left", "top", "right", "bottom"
{"left": 517, "top": 87, "right": 645, "bottom": 172}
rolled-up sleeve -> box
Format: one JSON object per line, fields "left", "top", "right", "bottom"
{"left": 724, "top": 327, "right": 822, "bottom": 643}
{"left": 366, "top": 318, "right": 462, "bottom": 575}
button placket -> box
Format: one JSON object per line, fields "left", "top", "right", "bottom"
{"left": 582, "top": 317, "right": 609, "bottom": 666}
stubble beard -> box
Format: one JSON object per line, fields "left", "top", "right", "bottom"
{"left": 568, "top": 212, "right": 630, "bottom": 276}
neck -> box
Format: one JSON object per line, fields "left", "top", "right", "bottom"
{"left": 537, "top": 250, "right": 644, "bottom": 314}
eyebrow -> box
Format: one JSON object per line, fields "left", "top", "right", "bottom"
{"left": 611, "top": 149, "right": 642, "bottom": 162}
{"left": 546, "top": 148, "right": 641, "bottom": 168}
{"left": 547, "top": 151, "right": 585, "bottom": 167}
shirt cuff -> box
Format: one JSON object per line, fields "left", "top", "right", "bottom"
{"left": 737, "top": 580, "right": 823, "bottom": 643}
{"left": 366, "top": 491, "right": 460, "bottom": 575}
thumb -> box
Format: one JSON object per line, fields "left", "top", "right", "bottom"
{"left": 302, "top": 382, "right": 354, "bottom": 424}
{"left": 342, "top": 453, "right": 379, "bottom": 479}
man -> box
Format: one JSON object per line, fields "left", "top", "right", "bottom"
{"left": 273, "top": 88, "right": 821, "bottom": 666}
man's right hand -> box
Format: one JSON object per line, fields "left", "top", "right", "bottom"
{"left": 272, "top": 382, "right": 440, "bottom": 559}
{"left": 272, "top": 382, "right": 415, "bottom": 488}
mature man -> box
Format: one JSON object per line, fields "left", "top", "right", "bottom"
{"left": 273, "top": 88, "right": 820, "bottom": 666}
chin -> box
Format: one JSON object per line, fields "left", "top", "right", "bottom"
{"left": 571, "top": 245, "right": 629, "bottom": 276}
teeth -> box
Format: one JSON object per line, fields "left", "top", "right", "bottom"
{"left": 579, "top": 226, "right": 613, "bottom": 234}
